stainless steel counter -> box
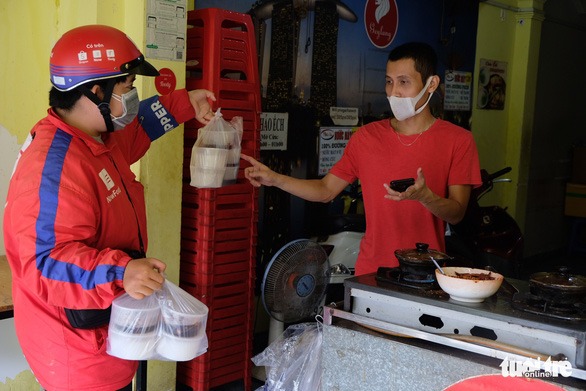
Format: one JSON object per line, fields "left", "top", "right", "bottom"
{"left": 322, "top": 307, "right": 586, "bottom": 390}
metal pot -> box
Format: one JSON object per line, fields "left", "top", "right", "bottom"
{"left": 529, "top": 268, "right": 586, "bottom": 304}
{"left": 394, "top": 242, "right": 452, "bottom": 278}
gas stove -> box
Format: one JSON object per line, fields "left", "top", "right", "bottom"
{"left": 327, "top": 268, "right": 586, "bottom": 381}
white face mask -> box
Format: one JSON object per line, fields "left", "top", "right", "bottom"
{"left": 387, "top": 77, "right": 433, "bottom": 121}
{"left": 111, "top": 88, "right": 139, "bottom": 130}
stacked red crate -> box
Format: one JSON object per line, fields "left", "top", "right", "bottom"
{"left": 178, "top": 8, "right": 261, "bottom": 391}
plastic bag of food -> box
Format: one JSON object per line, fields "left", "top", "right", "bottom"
{"left": 251, "top": 322, "right": 322, "bottom": 391}
{"left": 155, "top": 280, "right": 209, "bottom": 361}
{"left": 190, "top": 108, "right": 243, "bottom": 188}
{"left": 107, "top": 291, "right": 161, "bottom": 360}
{"left": 107, "top": 279, "right": 209, "bottom": 362}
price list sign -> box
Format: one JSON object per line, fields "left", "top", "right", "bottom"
{"left": 318, "top": 127, "right": 355, "bottom": 176}
{"left": 444, "top": 70, "right": 472, "bottom": 111}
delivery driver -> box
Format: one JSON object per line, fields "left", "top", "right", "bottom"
{"left": 4, "top": 25, "right": 215, "bottom": 391}
{"left": 241, "top": 41, "right": 482, "bottom": 276}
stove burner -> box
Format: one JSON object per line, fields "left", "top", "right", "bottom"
{"left": 512, "top": 292, "right": 586, "bottom": 321}
{"left": 403, "top": 272, "right": 435, "bottom": 283}
{"left": 376, "top": 267, "right": 440, "bottom": 291}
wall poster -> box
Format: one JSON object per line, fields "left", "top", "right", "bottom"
{"left": 477, "top": 59, "right": 507, "bottom": 110}
{"left": 146, "top": 0, "right": 187, "bottom": 61}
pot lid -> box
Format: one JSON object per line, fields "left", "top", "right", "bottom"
{"left": 394, "top": 242, "right": 450, "bottom": 262}
{"left": 530, "top": 271, "right": 586, "bottom": 289}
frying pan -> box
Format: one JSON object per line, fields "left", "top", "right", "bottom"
{"left": 529, "top": 268, "right": 586, "bottom": 304}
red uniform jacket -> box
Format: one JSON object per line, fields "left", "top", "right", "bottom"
{"left": 3, "top": 89, "right": 196, "bottom": 391}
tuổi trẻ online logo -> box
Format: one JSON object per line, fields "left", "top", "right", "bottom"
{"left": 500, "top": 356, "right": 573, "bottom": 378}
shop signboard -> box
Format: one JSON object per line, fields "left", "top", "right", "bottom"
{"left": 318, "top": 127, "right": 355, "bottom": 176}
{"left": 444, "top": 70, "right": 472, "bottom": 111}
{"left": 364, "top": 0, "right": 399, "bottom": 49}
{"left": 260, "top": 112, "right": 288, "bottom": 151}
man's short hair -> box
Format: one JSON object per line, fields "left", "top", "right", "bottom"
{"left": 387, "top": 42, "right": 438, "bottom": 83}
{"left": 49, "top": 75, "right": 127, "bottom": 111}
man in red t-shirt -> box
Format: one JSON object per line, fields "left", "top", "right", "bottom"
{"left": 242, "top": 42, "right": 481, "bottom": 275}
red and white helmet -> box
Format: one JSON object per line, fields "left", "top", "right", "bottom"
{"left": 50, "top": 25, "right": 159, "bottom": 91}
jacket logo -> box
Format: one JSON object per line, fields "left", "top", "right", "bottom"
{"left": 107, "top": 187, "right": 122, "bottom": 203}
{"left": 99, "top": 168, "right": 115, "bottom": 190}
{"left": 150, "top": 100, "right": 174, "bottom": 132}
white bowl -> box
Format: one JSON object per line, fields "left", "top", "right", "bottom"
{"left": 110, "top": 294, "right": 161, "bottom": 333}
{"left": 107, "top": 329, "right": 158, "bottom": 360}
{"left": 190, "top": 167, "right": 226, "bottom": 188}
{"left": 156, "top": 333, "right": 208, "bottom": 361}
{"left": 435, "top": 267, "right": 503, "bottom": 303}
{"left": 192, "top": 147, "right": 229, "bottom": 168}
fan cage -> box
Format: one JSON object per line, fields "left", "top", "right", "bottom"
{"left": 262, "top": 239, "right": 330, "bottom": 323}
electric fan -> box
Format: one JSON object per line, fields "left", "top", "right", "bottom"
{"left": 261, "top": 239, "right": 330, "bottom": 344}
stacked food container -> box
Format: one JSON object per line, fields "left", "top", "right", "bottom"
{"left": 178, "top": 7, "right": 261, "bottom": 391}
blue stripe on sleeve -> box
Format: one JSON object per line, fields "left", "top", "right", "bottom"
{"left": 138, "top": 95, "right": 180, "bottom": 141}
{"left": 35, "top": 129, "right": 126, "bottom": 290}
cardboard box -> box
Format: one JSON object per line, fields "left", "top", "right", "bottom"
{"left": 565, "top": 183, "right": 586, "bottom": 217}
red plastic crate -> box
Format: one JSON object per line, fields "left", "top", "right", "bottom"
{"left": 183, "top": 192, "right": 256, "bottom": 210}
{"left": 180, "top": 249, "right": 252, "bottom": 267}
{"left": 182, "top": 214, "right": 252, "bottom": 230}
{"left": 180, "top": 268, "right": 252, "bottom": 287}
{"left": 182, "top": 215, "right": 256, "bottom": 232}
{"left": 178, "top": 364, "right": 250, "bottom": 391}
{"left": 180, "top": 8, "right": 259, "bottom": 391}
{"left": 181, "top": 236, "right": 251, "bottom": 252}
{"left": 206, "top": 312, "right": 250, "bottom": 331}
{"left": 181, "top": 358, "right": 247, "bottom": 382}
{"left": 193, "top": 281, "right": 250, "bottom": 299}
{"left": 181, "top": 222, "right": 256, "bottom": 242}
{"left": 186, "top": 9, "right": 259, "bottom": 83}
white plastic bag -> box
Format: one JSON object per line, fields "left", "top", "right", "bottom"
{"left": 156, "top": 280, "right": 209, "bottom": 361}
{"left": 107, "top": 279, "right": 209, "bottom": 361}
{"left": 190, "top": 109, "right": 243, "bottom": 188}
{"left": 252, "top": 322, "right": 322, "bottom": 391}
{"left": 107, "top": 291, "right": 160, "bottom": 360}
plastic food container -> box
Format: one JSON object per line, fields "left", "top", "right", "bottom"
{"left": 223, "top": 147, "right": 241, "bottom": 184}
{"left": 156, "top": 299, "right": 209, "bottom": 361}
{"left": 156, "top": 333, "right": 208, "bottom": 361}
{"left": 190, "top": 147, "right": 229, "bottom": 188}
{"left": 108, "top": 328, "right": 158, "bottom": 360}
{"left": 108, "top": 294, "right": 161, "bottom": 359}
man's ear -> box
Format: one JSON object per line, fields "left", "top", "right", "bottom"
{"left": 90, "top": 84, "right": 102, "bottom": 98}
{"left": 428, "top": 75, "right": 441, "bottom": 93}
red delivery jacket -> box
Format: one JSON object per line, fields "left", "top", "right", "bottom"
{"left": 3, "top": 89, "right": 196, "bottom": 391}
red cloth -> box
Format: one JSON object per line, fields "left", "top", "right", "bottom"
{"left": 444, "top": 374, "right": 566, "bottom": 391}
{"left": 4, "top": 89, "right": 195, "bottom": 391}
{"left": 330, "top": 118, "right": 481, "bottom": 275}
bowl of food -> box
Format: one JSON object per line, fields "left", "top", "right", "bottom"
{"left": 435, "top": 267, "right": 503, "bottom": 303}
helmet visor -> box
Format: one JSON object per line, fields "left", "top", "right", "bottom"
{"left": 121, "top": 56, "right": 160, "bottom": 77}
